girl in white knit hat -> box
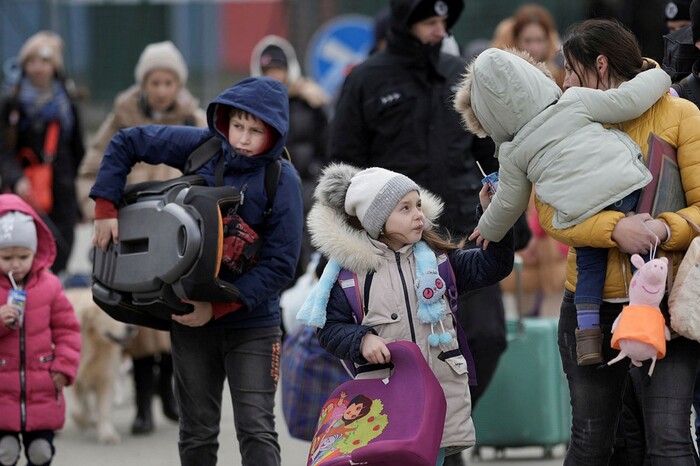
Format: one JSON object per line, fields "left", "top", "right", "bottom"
{"left": 297, "top": 163, "right": 514, "bottom": 465}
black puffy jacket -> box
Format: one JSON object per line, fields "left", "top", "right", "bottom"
{"left": 329, "top": 0, "right": 495, "bottom": 237}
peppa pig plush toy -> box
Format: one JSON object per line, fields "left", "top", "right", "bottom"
{"left": 607, "top": 254, "right": 671, "bottom": 377}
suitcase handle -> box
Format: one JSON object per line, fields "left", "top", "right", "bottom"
{"left": 355, "top": 362, "right": 394, "bottom": 375}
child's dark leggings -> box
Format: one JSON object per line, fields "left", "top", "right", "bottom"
{"left": 0, "top": 430, "right": 55, "bottom": 466}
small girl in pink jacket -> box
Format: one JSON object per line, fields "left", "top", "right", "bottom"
{"left": 0, "top": 194, "right": 81, "bottom": 466}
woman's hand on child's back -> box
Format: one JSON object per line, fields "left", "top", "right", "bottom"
{"left": 611, "top": 213, "right": 660, "bottom": 254}
{"left": 172, "top": 300, "right": 213, "bottom": 327}
{"left": 93, "top": 218, "right": 119, "bottom": 252}
{"left": 360, "top": 333, "right": 391, "bottom": 364}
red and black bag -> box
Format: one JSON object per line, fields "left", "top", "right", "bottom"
{"left": 17, "top": 120, "right": 59, "bottom": 213}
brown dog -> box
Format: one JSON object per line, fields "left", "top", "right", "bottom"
{"left": 65, "top": 287, "right": 137, "bottom": 444}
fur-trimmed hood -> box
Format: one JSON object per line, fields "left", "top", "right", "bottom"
{"left": 453, "top": 48, "right": 561, "bottom": 145}
{"left": 308, "top": 163, "right": 444, "bottom": 274}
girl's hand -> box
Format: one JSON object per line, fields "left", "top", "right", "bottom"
{"left": 360, "top": 333, "right": 391, "bottom": 364}
{"left": 93, "top": 218, "right": 119, "bottom": 252}
{"left": 0, "top": 304, "right": 19, "bottom": 329}
{"left": 172, "top": 301, "right": 213, "bottom": 327}
{"left": 611, "top": 213, "right": 659, "bottom": 254}
{"left": 468, "top": 227, "right": 490, "bottom": 250}
{"left": 15, "top": 177, "right": 32, "bottom": 200}
{"left": 478, "top": 184, "right": 491, "bottom": 210}
{"left": 51, "top": 371, "right": 68, "bottom": 391}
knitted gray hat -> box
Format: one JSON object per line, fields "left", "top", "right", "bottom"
{"left": 0, "top": 211, "right": 37, "bottom": 253}
{"left": 344, "top": 167, "right": 419, "bottom": 239}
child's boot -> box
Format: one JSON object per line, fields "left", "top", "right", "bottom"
{"left": 157, "top": 353, "right": 179, "bottom": 422}
{"left": 131, "top": 356, "right": 155, "bottom": 435}
{"left": 575, "top": 327, "right": 604, "bottom": 366}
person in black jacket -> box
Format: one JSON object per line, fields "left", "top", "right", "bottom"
{"left": 328, "top": 2, "right": 512, "bottom": 464}
{"left": 670, "top": 0, "right": 700, "bottom": 100}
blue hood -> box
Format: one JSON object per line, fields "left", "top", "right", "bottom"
{"left": 206, "top": 77, "right": 289, "bottom": 161}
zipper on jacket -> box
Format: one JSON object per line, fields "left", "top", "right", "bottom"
{"left": 395, "top": 252, "right": 416, "bottom": 342}
{"left": 19, "top": 325, "right": 26, "bottom": 430}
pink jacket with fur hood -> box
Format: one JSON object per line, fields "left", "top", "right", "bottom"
{"left": 0, "top": 194, "right": 81, "bottom": 432}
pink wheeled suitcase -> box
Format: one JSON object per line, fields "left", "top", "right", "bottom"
{"left": 306, "top": 340, "right": 446, "bottom": 466}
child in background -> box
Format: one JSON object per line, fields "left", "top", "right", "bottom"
{"left": 297, "top": 163, "right": 514, "bottom": 465}
{"left": 77, "top": 39, "right": 207, "bottom": 437}
{"left": 454, "top": 48, "right": 671, "bottom": 365}
{"left": 89, "top": 76, "right": 303, "bottom": 466}
{"left": 0, "top": 194, "right": 81, "bottom": 466}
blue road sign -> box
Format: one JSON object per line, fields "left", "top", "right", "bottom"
{"left": 305, "top": 14, "right": 374, "bottom": 100}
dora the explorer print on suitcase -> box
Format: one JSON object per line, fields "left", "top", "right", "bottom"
{"left": 307, "top": 341, "right": 446, "bottom": 466}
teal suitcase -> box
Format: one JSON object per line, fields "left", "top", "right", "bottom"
{"left": 471, "top": 317, "right": 571, "bottom": 457}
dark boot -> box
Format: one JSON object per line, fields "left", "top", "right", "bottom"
{"left": 156, "top": 353, "right": 179, "bottom": 422}
{"left": 443, "top": 453, "right": 465, "bottom": 466}
{"left": 575, "top": 327, "right": 604, "bottom": 366}
{"left": 131, "top": 356, "right": 155, "bottom": 435}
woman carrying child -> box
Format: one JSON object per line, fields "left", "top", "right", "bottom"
{"left": 538, "top": 19, "right": 700, "bottom": 465}
{"left": 297, "top": 164, "right": 514, "bottom": 465}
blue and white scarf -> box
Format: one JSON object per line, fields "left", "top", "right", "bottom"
{"left": 17, "top": 77, "right": 74, "bottom": 135}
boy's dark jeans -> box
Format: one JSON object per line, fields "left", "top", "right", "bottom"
{"left": 171, "top": 324, "right": 282, "bottom": 466}
{"left": 560, "top": 292, "right": 700, "bottom": 466}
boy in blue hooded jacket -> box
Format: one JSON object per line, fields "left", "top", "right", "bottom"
{"left": 90, "top": 77, "right": 303, "bottom": 466}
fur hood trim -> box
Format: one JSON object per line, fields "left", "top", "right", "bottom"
{"left": 308, "top": 163, "right": 444, "bottom": 274}
{"left": 453, "top": 48, "right": 555, "bottom": 139}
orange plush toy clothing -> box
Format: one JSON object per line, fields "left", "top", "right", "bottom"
{"left": 607, "top": 254, "right": 671, "bottom": 377}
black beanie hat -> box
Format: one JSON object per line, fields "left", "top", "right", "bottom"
{"left": 260, "top": 45, "right": 288, "bottom": 71}
{"left": 408, "top": 0, "right": 451, "bottom": 25}
{"left": 666, "top": 0, "right": 692, "bottom": 21}
{"left": 691, "top": 0, "right": 700, "bottom": 42}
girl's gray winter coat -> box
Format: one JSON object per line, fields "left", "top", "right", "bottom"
{"left": 454, "top": 48, "right": 671, "bottom": 240}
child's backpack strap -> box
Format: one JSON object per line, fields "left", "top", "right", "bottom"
{"left": 338, "top": 269, "right": 374, "bottom": 323}
{"left": 437, "top": 252, "right": 478, "bottom": 386}
{"left": 338, "top": 268, "right": 374, "bottom": 377}
{"left": 183, "top": 136, "right": 222, "bottom": 175}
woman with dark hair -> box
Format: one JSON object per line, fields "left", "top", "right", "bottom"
{"left": 536, "top": 18, "right": 700, "bottom": 466}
